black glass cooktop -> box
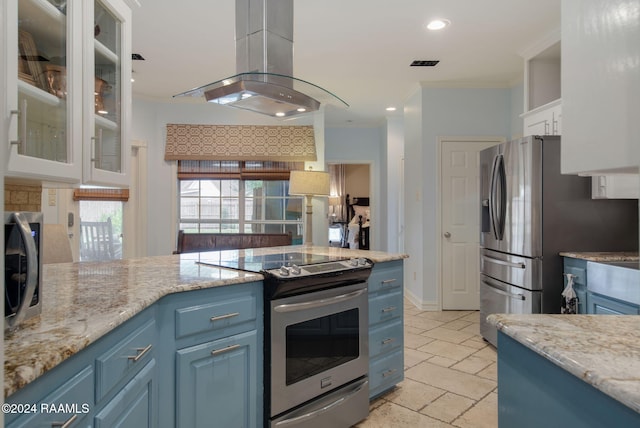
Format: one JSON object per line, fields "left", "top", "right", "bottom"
{"left": 195, "top": 250, "right": 349, "bottom": 273}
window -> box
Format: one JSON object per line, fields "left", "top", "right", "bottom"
{"left": 178, "top": 161, "right": 304, "bottom": 243}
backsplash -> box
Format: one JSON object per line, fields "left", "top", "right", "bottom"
{"left": 4, "top": 183, "right": 42, "bottom": 212}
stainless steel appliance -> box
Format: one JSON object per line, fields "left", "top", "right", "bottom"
{"left": 199, "top": 251, "right": 372, "bottom": 427}
{"left": 5, "top": 212, "right": 43, "bottom": 330}
{"left": 479, "top": 136, "right": 638, "bottom": 346}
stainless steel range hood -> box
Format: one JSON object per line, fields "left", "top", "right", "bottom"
{"left": 174, "top": 0, "right": 347, "bottom": 118}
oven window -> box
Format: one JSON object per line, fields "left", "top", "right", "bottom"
{"left": 285, "top": 308, "right": 360, "bottom": 386}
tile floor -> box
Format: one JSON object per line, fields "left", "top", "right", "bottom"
{"left": 357, "top": 300, "right": 498, "bottom": 428}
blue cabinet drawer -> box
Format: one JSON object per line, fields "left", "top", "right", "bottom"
{"left": 369, "top": 350, "right": 403, "bottom": 399}
{"left": 6, "top": 366, "right": 94, "bottom": 428}
{"left": 96, "top": 319, "right": 156, "bottom": 402}
{"left": 94, "top": 359, "right": 157, "bottom": 428}
{"left": 175, "top": 292, "right": 257, "bottom": 340}
{"left": 369, "top": 319, "right": 403, "bottom": 357}
{"left": 369, "top": 290, "right": 402, "bottom": 325}
{"left": 368, "top": 261, "right": 403, "bottom": 294}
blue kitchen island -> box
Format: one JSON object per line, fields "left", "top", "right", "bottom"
{"left": 4, "top": 246, "right": 406, "bottom": 428}
{"left": 488, "top": 314, "right": 640, "bottom": 427}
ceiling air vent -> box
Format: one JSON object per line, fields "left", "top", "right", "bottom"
{"left": 410, "top": 60, "right": 439, "bottom": 67}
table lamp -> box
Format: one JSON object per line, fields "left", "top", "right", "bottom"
{"left": 289, "top": 168, "right": 330, "bottom": 245}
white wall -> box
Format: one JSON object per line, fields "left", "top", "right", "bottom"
{"left": 403, "top": 85, "right": 511, "bottom": 309}
{"left": 325, "top": 126, "right": 385, "bottom": 250}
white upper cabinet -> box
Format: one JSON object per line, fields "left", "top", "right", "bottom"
{"left": 520, "top": 28, "right": 561, "bottom": 137}
{"left": 83, "top": 0, "right": 131, "bottom": 187}
{"left": 561, "top": 0, "right": 640, "bottom": 175}
{"left": 4, "top": 0, "right": 131, "bottom": 187}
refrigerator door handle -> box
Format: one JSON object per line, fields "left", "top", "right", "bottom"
{"left": 488, "top": 155, "right": 500, "bottom": 240}
{"left": 495, "top": 154, "right": 507, "bottom": 240}
{"left": 481, "top": 280, "right": 526, "bottom": 301}
{"left": 482, "top": 255, "right": 526, "bottom": 269}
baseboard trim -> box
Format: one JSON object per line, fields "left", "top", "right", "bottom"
{"left": 404, "top": 287, "right": 440, "bottom": 311}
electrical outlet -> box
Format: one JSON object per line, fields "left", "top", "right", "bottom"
{"left": 48, "top": 189, "right": 57, "bottom": 206}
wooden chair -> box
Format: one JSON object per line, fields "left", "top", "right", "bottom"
{"left": 80, "top": 218, "right": 117, "bottom": 261}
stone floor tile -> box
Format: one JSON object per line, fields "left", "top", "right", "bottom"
{"left": 459, "top": 312, "right": 481, "bottom": 323}
{"left": 477, "top": 362, "right": 497, "bottom": 381}
{"left": 472, "top": 346, "right": 498, "bottom": 361}
{"left": 421, "top": 327, "right": 476, "bottom": 344}
{"left": 451, "top": 355, "right": 494, "bottom": 375}
{"left": 405, "top": 331, "right": 436, "bottom": 349}
{"left": 405, "top": 361, "right": 496, "bottom": 400}
{"left": 418, "top": 339, "right": 477, "bottom": 361}
{"left": 460, "top": 337, "right": 489, "bottom": 350}
{"left": 356, "top": 401, "right": 454, "bottom": 428}
{"left": 405, "top": 324, "right": 426, "bottom": 335}
{"left": 404, "top": 348, "right": 434, "bottom": 369}
{"left": 428, "top": 355, "right": 458, "bottom": 368}
{"left": 440, "top": 320, "right": 473, "bottom": 331}
{"left": 419, "top": 311, "right": 472, "bottom": 323}
{"left": 420, "top": 392, "right": 475, "bottom": 423}
{"left": 404, "top": 316, "right": 445, "bottom": 332}
{"left": 384, "top": 378, "right": 446, "bottom": 411}
{"left": 460, "top": 322, "right": 481, "bottom": 336}
{"left": 453, "top": 392, "right": 498, "bottom": 428}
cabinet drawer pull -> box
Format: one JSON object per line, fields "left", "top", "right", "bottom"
{"left": 381, "top": 278, "right": 397, "bottom": 286}
{"left": 381, "top": 338, "right": 395, "bottom": 345}
{"left": 52, "top": 414, "right": 77, "bottom": 428}
{"left": 210, "top": 312, "right": 240, "bottom": 322}
{"left": 211, "top": 344, "right": 241, "bottom": 356}
{"left": 127, "top": 344, "right": 153, "bottom": 362}
{"left": 381, "top": 306, "right": 396, "bottom": 313}
{"left": 382, "top": 368, "right": 397, "bottom": 378}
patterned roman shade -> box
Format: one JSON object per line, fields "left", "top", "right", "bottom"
{"left": 164, "top": 124, "right": 317, "bottom": 161}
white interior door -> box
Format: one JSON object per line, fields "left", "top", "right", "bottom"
{"left": 441, "top": 139, "right": 501, "bottom": 310}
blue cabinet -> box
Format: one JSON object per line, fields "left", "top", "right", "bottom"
{"left": 587, "top": 292, "right": 640, "bottom": 315}
{"left": 5, "top": 282, "right": 263, "bottom": 428}
{"left": 367, "top": 260, "right": 404, "bottom": 399}
{"left": 163, "top": 282, "right": 263, "bottom": 428}
{"left": 176, "top": 331, "right": 259, "bottom": 428}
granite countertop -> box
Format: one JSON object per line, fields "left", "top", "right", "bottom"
{"left": 487, "top": 314, "right": 640, "bottom": 414}
{"left": 5, "top": 246, "right": 407, "bottom": 397}
{"left": 559, "top": 251, "right": 639, "bottom": 262}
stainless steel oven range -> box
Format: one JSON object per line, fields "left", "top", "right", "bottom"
{"left": 202, "top": 251, "right": 372, "bottom": 428}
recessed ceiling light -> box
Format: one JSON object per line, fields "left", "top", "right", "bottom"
{"left": 297, "top": 107, "right": 307, "bottom": 112}
{"left": 427, "top": 19, "right": 451, "bottom": 31}
{"left": 275, "top": 112, "right": 286, "bottom": 117}
{"left": 386, "top": 107, "right": 397, "bottom": 112}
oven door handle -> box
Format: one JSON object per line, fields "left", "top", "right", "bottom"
{"left": 273, "top": 289, "right": 366, "bottom": 313}
{"left": 273, "top": 378, "right": 368, "bottom": 427}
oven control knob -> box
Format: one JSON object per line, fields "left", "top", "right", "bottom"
{"left": 349, "top": 258, "right": 359, "bottom": 267}
{"left": 290, "top": 264, "right": 301, "bottom": 275}
{"left": 279, "top": 266, "right": 290, "bottom": 276}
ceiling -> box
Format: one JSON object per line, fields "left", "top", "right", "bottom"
{"left": 129, "top": 0, "right": 560, "bottom": 127}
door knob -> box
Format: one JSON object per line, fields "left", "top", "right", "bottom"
{"left": 444, "top": 232, "right": 451, "bottom": 238}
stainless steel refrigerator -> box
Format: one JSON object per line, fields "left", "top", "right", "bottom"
{"left": 479, "top": 135, "right": 638, "bottom": 346}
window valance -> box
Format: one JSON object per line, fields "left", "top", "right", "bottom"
{"left": 164, "top": 124, "right": 317, "bottom": 162}
{"left": 73, "top": 188, "right": 129, "bottom": 202}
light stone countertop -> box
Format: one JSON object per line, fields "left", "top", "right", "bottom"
{"left": 559, "top": 251, "right": 639, "bottom": 262}
{"left": 487, "top": 314, "right": 640, "bottom": 414}
{"left": 4, "top": 246, "right": 407, "bottom": 397}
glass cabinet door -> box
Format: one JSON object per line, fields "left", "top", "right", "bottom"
{"left": 8, "top": 0, "right": 82, "bottom": 181}
{"left": 86, "top": 0, "right": 131, "bottom": 186}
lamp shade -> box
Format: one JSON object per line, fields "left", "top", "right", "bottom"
{"left": 289, "top": 170, "right": 330, "bottom": 196}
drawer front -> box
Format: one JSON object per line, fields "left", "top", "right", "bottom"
{"left": 175, "top": 293, "right": 257, "bottom": 340}
{"left": 369, "top": 290, "right": 402, "bottom": 325}
{"left": 6, "top": 366, "right": 94, "bottom": 428}
{"left": 369, "top": 350, "right": 403, "bottom": 399}
{"left": 369, "top": 319, "right": 403, "bottom": 357}
{"left": 368, "top": 261, "right": 403, "bottom": 294}
{"left": 96, "top": 319, "right": 156, "bottom": 401}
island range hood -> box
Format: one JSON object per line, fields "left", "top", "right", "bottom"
{"left": 174, "top": 0, "right": 347, "bottom": 118}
